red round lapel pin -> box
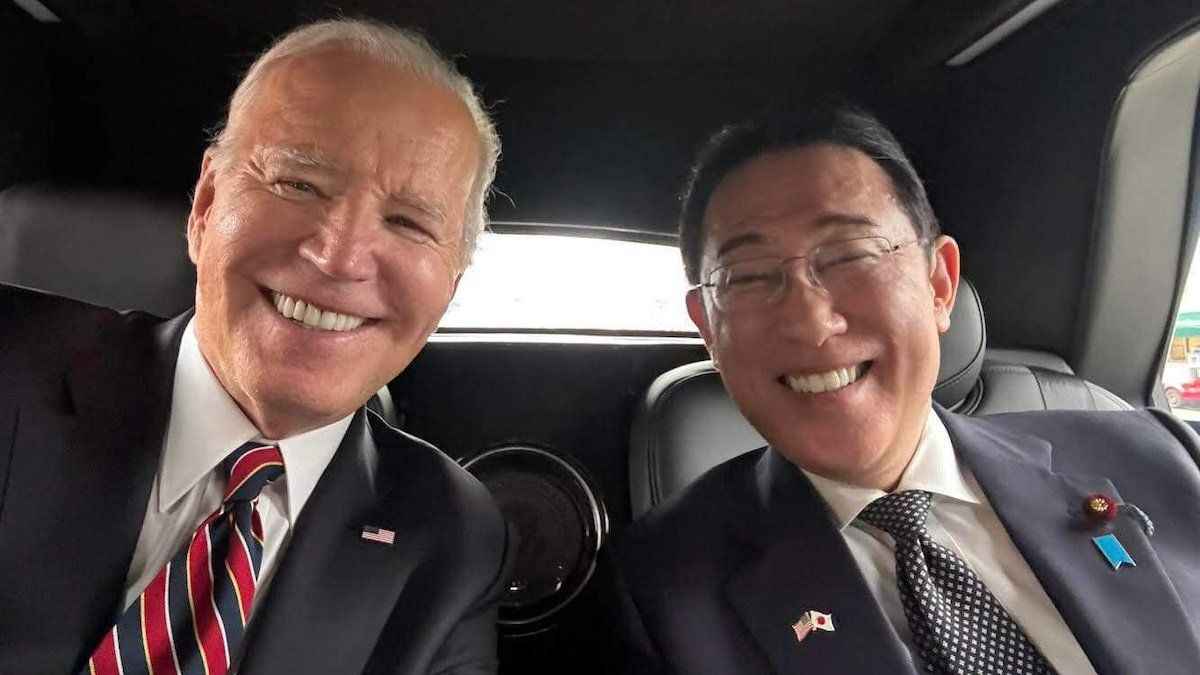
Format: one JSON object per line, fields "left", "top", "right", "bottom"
{"left": 1083, "top": 493, "right": 1118, "bottom": 524}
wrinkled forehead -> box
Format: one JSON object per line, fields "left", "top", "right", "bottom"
{"left": 700, "top": 144, "right": 911, "bottom": 257}
{"left": 252, "top": 48, "right": 421, "bottom": 112}
{"left": 227, "top": 47, "right": 479, "bottom": 171}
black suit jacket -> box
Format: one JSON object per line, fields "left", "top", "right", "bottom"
{"left": 0, "top": 285, "right": 508, "bottom": 674}
{"left": 599, "top": 406, "right": 1200, "bottom": 674}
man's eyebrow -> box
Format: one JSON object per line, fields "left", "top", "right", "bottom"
{"left": 812, "top": 212, "right": 879, "bottom": 229}
{"left": 388, "top": 193, "right": 447, "bottom": 224}
{"left": 713, "top": 213, "right": 879, "bottom": 258}
{"left": 715, "top": 233, "right": 766, "bottom": 259}
{"left": 253, "top": 145, "right": 338, "bottom": 171}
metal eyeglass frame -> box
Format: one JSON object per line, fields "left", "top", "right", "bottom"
{"left": 689, "top": 235, "right": 930, "bottom": 311}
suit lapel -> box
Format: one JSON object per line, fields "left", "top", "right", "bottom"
{"left": 61, "top": 310, "right": 186, "bottom": 619}
{"left": 941, "top": 409, "right": 1200, "bottom": 674}
{"left": 238, "top": 410, "right": 429, "bottom": 674}
{"left": 724, "top": 450, "right": 916, "bottom": 674}
{"left": 0, "top": 310, "right": 186, "bottom": 672}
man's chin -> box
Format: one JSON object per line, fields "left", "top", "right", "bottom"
{"left": 768, "top": 422, "right": 893, "bottom": 475}
{"left": 241, "top": 380, "right": 367, "bottom": 438}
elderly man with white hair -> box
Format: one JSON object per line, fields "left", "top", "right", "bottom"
{"left": 0, "top": 18, "right": 506, "bottom": 675}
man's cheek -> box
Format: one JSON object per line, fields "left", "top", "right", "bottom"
{"left": 712, "top": 317, "right": 742, "bottom": 350}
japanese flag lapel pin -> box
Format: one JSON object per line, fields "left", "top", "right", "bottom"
{"left": 792, "top": 610, "right": 836, "bottom": 644}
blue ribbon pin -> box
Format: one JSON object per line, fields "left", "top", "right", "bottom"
{"left": 1092, "top": 534, "right": 1136, "bottom": 570}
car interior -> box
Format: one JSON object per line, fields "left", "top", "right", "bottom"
{"left": 3, "top": 0, "right": 1200, "bottom": 672}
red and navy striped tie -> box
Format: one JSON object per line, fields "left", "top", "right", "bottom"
{"left": 83, "top": 443, "right": 285, "bottom": 675}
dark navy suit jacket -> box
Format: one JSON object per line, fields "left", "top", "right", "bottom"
{"left": 601, "top": 405, "right": 1200, "bottom": 674}
{"left": 0, "top": 285, "right": 508, "bottom": 674}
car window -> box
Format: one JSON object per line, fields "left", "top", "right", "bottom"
{"left": 1166, "top": 257, "right": 1200, "bottom": 418}
{"left": 1147, "top": 28, "right": 1200, "bottom": 416}
{"left": 438, "top": 231, "right": 696, "bottom": 334}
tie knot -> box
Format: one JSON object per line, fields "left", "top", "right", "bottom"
{"left": 222, "top": 442, "right": 284, "bottom": 504}
{"left": 858, "top": 489, "right": 932, "bottom": 540}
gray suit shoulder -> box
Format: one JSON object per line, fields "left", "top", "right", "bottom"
{"left": 977, "top": 407, "right": 1200, "bottom": 464}
{"left": 612, "top": 447, "right": 765, "bottom": 568}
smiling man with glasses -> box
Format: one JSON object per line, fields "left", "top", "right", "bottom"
{"left": 695, "top": 233, "right": 930, "bottom": 392}
{"left": 595, "top": 100, "right": 1200, "bottom": 674}
{"left": 683, "top": 113, "right": 957, "bottom": 492}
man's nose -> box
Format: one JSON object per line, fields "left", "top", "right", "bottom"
{"left": 773, "top": 268, "right": 848, "bottom": 346}
{"left": 298, "top": 200, "right": 379, "bottom": 281}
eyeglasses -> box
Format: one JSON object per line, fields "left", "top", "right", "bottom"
{"left": 692, "top": 235, "right": 928, "bottom": 313}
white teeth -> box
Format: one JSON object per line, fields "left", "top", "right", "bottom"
{"left": 302, "top": 304, "right": 320, "bottom": 326}
{"left": 803, "top": 374, "right": 826, "bottom": 393}
{"left": 822, "top": 371, "right": 840, "bottom": 390}
{"left": 269, "top": 291, "right": 367, "bottom": 332}
{"left": 786, "top": 363, "right": 865, "bottom": 394}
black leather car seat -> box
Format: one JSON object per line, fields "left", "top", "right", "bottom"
{"left": 629, "top": 279, "right": 1131, "bottom": 517}
{"left": 0, "top": 182, "right": 195, "bottom": 317}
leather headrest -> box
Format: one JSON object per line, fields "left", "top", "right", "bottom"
{"left": 0, "top": 183, "right": 195, "bottom": 317}
{"left": 933, "top": 278, "right": 986, "bottom": 408}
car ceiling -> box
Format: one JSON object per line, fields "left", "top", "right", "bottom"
{"left": 50, "top": 0, "right": 1024, "bottom": 65}
{"left": 12, "top": 0, "right": 1028, "bottom": 232}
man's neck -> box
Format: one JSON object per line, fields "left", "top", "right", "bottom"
{"left": 810, "top": 407, "right": 932, "bottom": 492}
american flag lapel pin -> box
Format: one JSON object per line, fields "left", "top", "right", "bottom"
{"left": 792, "top": 610, "right": 835, "bottom": 645}
{"left": 361, "top": 525, "right": 396, "bottom": 545}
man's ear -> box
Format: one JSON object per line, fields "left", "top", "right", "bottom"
{"left": 187, "top": 150, "right": 219, "bottom": 265}
{"left": 686, "top": 286, "right": 715, "bottom": 342}
{"left": 686, "top": 288, "right": 720, "bottom": 367}
{"left": 930, "top": 235, "right": 961, "bottom": 333}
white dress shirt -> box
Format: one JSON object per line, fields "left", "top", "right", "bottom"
{"left": 121, "top": 319, "right": 352, "bottom": 612}
{"left": 801, "top": 408, "right": 1098, "bottom": 675}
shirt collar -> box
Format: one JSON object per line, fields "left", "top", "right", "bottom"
{"left": 275, "top": 415, "right": 353, "bottom": 522}
{"left": 158, "top": 319, "right": 352, "bottom": 521}
{"left": 801, "top": 407, "right": 980, "bottom": 531}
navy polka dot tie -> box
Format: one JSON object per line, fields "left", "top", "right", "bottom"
{"left": 859, "top": 490, "right": 1053, "bottom": 674}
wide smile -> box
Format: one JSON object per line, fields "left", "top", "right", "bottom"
{"left": 267, "top": 290, "right": 369, "bottom": 332}
{"left": 779, "top": 361, "right": 872, "bottom": 394}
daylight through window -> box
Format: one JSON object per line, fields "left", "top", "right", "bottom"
{"left": 439, "top": 232, "right": 696, "bottom": 334}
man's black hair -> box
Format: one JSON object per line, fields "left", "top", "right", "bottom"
{"left": 678, "top": 98, "right": 940, "bottom": 284}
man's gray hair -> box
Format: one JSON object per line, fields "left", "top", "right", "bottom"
{"left": 210, "top": 18, "right": 499, "bottom": 267}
